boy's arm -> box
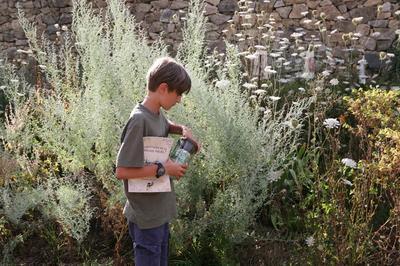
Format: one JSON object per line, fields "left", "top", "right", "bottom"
{"left": 168, "top": 120, "right": 184, "bottom": 135}
{"left": 116, "top": 165, "right": 158, "bottom": 180}
{"left": 116, "top": 160, "right": 188, "bottom": 180}
{"left": 168, "top": 120, "right": 194, "bottom": 139}
{"left": 168, "top": 120, "right": 200, "bottom": 152}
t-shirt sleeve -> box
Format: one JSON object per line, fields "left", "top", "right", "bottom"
{"left": 116, "top": 115, "right": 145, "bottom": 168}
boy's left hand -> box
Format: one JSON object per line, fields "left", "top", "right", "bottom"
{"left": 182, "top": 126, "right": 201, "bottom": 153}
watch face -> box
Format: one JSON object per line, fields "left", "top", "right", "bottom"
{"left": 156, "top": 163, "right": 165, "bottom": 177}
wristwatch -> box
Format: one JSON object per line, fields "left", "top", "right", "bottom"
{"left": 155, "top": 161, "right": 165, "bottom": 178}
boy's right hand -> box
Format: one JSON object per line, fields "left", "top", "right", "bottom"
{"left": 164, "top": 159, "right": 187, "bottom": 180}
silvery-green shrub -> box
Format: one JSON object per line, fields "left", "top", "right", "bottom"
{"left": 1, "top": 186, "right": 45, "bottom": 225}
{"left": 169, "top": 0, "right": 314, "bottom": 246}
{"left": 7, "top": 0, "right": 168, "bottom": 192}
{"left": 0, "top": 174, "right": 92, "bottom": 243}
{"left": 41, "top": 177, "right": 94, "bottom": 244}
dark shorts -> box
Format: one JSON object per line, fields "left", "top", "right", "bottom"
{"left": 128, "top": 221, "right": 169, "bottom": 266}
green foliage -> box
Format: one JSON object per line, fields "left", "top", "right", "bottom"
{"left": 2, "top": 234, "right": 24, "bottom": 265}
{"left": 1, "top": 0, "right": 170, "bottom": 259}
{"left": 169, "top": 0, "right": 314, "bottom": 262}
{"left": 2, "top": 186, "right": 47, "bottom": 225}
{"left": 7, "top": 0, "right": 169, "bottom": 192}
{"left": 301, "top": 87, "right": 400, "bottom": 264}
{"left": 43, "top": 178, "right": 94, "bottom": 244}
{"left": 177, "top": 0, "right": 206, "bottom": 75}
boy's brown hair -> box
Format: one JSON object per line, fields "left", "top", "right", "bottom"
{"left": 146, "top": 57, "right": 191, "bottom": 95}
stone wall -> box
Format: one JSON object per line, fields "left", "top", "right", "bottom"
{"left": 0, "top": 0, "right": 399, "bottom": 60}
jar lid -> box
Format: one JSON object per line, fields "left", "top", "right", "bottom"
{"left": 180, "top": 137, "right": 198, "bottom": 154}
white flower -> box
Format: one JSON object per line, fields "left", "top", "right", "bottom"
{"left": 341, "top": 158, "right": 357, "bottom": 169}
{"left": 305, "top": 236, "right": 315, "bottom": 247}
{"left": 336, "top": 16, "right": 345, "bottom": 20}
{"left": 270, "top": 52, "right": 281, "bottom": 58}
{"left": 315, "top": 86, "right": 323, "bottom": 92}
{"left": 342, "top": 178, "right": 353, "bottom": 186}
{"left": 54, "top": 23, "right": 60, "bottom": 29}
{"left": 302, "top": 72, "right": 314, "bottom": 80}
{"left": 290, "top": 32, "right": 304, "bottom": 38}
{"left": 329, "top": 78, "right": 339, "bottom": 86}
{"left": 269, "top": 96, "right": 281, "bottom": 101}
{"left": 265, "top": 67, "right": 277, "bottom": 74}
{"left": 0, "top": 85, "right": 7, "bottom": 90}
{"left": 300, "top": 11, "right": 309, "bottom": 16}
{"left": 323, "top": 118, "right": 340, "bottom": 129}
{"left": 395, "top": 10, "right": 400, "bottom": 16}
{"left": 264, "top": 107, "right": 271, "bottom": 115}
{"left": 303, "top": 19, "right": 313, "bottom": 24}
{"left": 245, "top": 54, "right": 258, "bottom": 60}
{"left": 10, "top": 79, "right": 19, "bottom": 83}
{"left": 276, "top": 57, "right": 286, "bottom": 62}
{"left": 238, "top": 51, "right": 250, "bottom": 56}
{"left": 284, "top": 118, "right": 302, "bottom": 129}
{"left": 254, "top": 45, "right": 266, "bottom": 50}
{"left": 61, "top": 25, "right": 68, "bottom": 31}
{"left": 242, "top": 83, "right": 257, "bottom": 89}
{"left": 322, "top": 70, "right": 331, "bottom": 77}
{"left": 215, "top": 79, "right": 230, "bottom": 89}
{"left": 254, "top": 89, "right": 266, "bottom": 94}
{"left": 298, "top": 87, "right": 305, "bottom": 92}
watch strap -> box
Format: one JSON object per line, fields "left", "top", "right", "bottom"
{"left": 155, "top": 161, "right": 165, "bottom": 178}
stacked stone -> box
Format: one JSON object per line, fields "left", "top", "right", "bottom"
{"left": 221, "top": 0, "right": 399, "bottom": 67}
{"left": 128, "top": 0, "right": 185, "bottom": 52}
{"left": 130, "top": 0, "right": 238, "bottom": 52}
{"left": 0, "top": 0, "right": 76, "bottom": 59}
{"left": 0, "top": 0, "right": 241, "bottom": 57}
{"left": 0, "top": 0, "right": 399, "bottom": 61}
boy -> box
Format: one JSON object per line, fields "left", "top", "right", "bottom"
{"left": 115, "top": 57, "right": 198, "bottom": 266}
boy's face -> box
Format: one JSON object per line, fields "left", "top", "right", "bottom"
{"left": 162, "top": 89, "right": 182, "bottom": 110}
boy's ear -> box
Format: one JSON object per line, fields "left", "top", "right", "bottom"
{"left": 158, "top": 83, "right": 168, "bottom": 94}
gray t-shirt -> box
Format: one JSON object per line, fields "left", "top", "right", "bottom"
{"left": 116, "top": 103, "right": 176, "bottom": 229}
